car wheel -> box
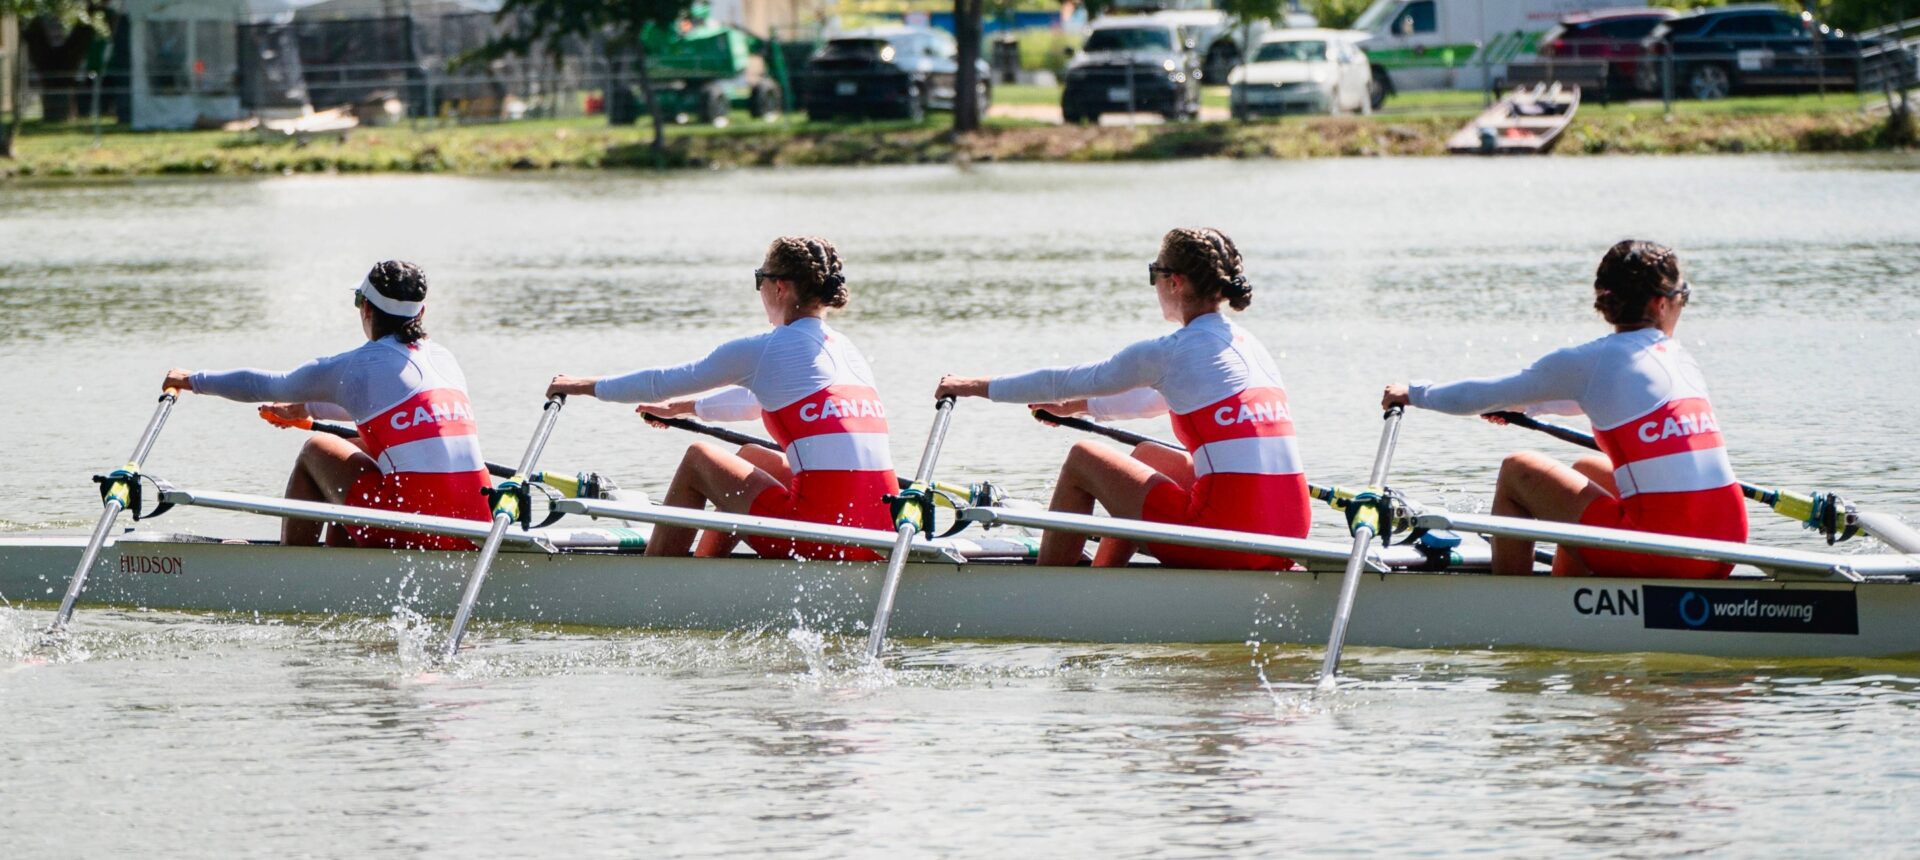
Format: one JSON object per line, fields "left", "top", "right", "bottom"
{"left": 749, "top": 81, "right": 782, "bottom": 119}
{"left": 1687, "top": 63, "right": 1731, "bottom": 100}
{"left": 905, "top": 82, "right": 927, "bottom": 122}
{"left": 1368, "top": 70, "right": 1390, "bottom": 110}
{"left": 699, "top": 82, "right": 730, "bottom": 125}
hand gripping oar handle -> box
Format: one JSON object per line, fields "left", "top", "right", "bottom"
{"left": 441, "top": 394, "right": 566, "bottom": 661}
{"left": 866, "top": 396, "right": 958, "bottom": 659}
{"left": 1483, "top": 410, "right": 1861, "bottom": 543}
{"left": 1034, "top": 409, "right": 1364, "bottom": 516}
{"left": 1318, "top": 406, "right": 1406, "bottom": 692}
{"left": 1032, "top": 408, "right": 1179, "bottom": 450}
{"left": 649, "top": 410, "right": 991, "bottom": 520}
{"left": 641, "top": 412, "right": 780, "bottom": 449}
{"left": 260, "top": 408, "right": 606, "bottom": 492}
{"left": 52, "top": 389, "right": 181, "bottom": 633}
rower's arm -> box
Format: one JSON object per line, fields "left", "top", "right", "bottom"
{"left": 1410, "top": 349, "right": 1589, "bottom": 417}
{"left": 191, "top": 356, "right": 347, "bottom": 408}
{"left": 987, "top": 339, "right": 1162, "bottom": 406}
{"left": 1087, "top": 388, "right": 1170, "bottom": 421}
{"left": 692, "top": 386, "right": 761, "bottom": 422}
{"left": 303, "top": 401, "right": 355, "bottom": 422}
{"left": 593, "top": 335, "right": 762, "bottom": 405}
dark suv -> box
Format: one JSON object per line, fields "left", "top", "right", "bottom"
{"left": 801, "top": 27, "right": 992, "bottom": 121}
{"left": 1639, "top": 4, "right": 1906, "bottom": 99}
{"left": 1537, "top": 8, "right": 1678, "bottom": 96}
{"left": 1061, "top": 20, "right": 1202, "bottom": 123}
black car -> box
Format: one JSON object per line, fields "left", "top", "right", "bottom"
{"left": 1639, "top": 4, "right": 1909, "bottom": 99}
{"left": 1061, "top": 21, "right": 1202, "bottom": 123}
{"left": 801, "top": 27, "right": 992, "bottom": 121}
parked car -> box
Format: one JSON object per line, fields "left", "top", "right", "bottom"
{"left": 1536, "top": 7, "right": 1678, "bottom": 96}
{"left": 800, "top": 27, "right": 991, "bottom": 121}
{"left": 1060, "top": 18, "right": 1203, "bottom": 124}
{"left": 1228, "top": 29, "right": 1374, "bottom": 118}
{"left": 1349, "top": 0, "right": 1630, "bottom": 101}
{"left": 1637, "top": 4, "right": 1908, "bottom": 99}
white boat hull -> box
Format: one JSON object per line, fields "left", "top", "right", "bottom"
{"left": 2, "top": 534, "right": 1913, "bottom": 658}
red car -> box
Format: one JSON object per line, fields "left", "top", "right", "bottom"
{"left": 1537, "top": 8, "right": 1680, "bottom": 96}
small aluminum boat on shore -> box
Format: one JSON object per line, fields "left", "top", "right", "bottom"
{"left": 1448, "top": 83, "right": 1582, "bottom": 155}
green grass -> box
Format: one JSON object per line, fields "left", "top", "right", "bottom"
{"left": 3, "top": 88, "right": 1906, "bottom": 178}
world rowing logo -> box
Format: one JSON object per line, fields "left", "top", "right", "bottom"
{"left": 1678, "top": 591, "right": 1711, "bottom": 628}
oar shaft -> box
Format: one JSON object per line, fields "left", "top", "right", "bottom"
{"left": 1318, "top": 406, "right": 1405, "bottom": 691}
{"left": 52, "top": 391, "right": 178, "bottom": 631}
{"left": 866, "top": 397, "right": 958, "bottom": 659}
{"left": 442, "top": 395, "right": 566, "bottom": 661}
{"left": 1032, "top": 409, "right": 1178, "bottom": 450}
{"left": 641, "top": 413, "right": 776, "bottom": 449}
{"left": 1487, "top": 411, "right": 1828, "bottom": 530}
{"left": 286, "top": 416, "right": 532, "bottom": 483}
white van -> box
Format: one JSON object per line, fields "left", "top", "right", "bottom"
{"left": 1352, "top": 0, "right": 1641, "bottom": 96}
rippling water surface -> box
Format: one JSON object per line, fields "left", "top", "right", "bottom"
{"left": 4, "top": 156, "right": 1920, "bottom": 856}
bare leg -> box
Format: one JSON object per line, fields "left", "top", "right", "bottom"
{"left": 696, "top": 444, "right": 791, "bottom": 557}
{"left": 1570, "top": 455, "right": 1618, "bottom": 496}
{"left": 1093, "top": 443, "right": 1194, "bottom": 566}
{"left": 282, "top": 435, "right": 380, "bottom": 547}
{"left": 1488, "top": 450, "right": 1612, "bottom": 576}
{"left": 646, "top": 442, "right": 786, "bottom": 558}
{"left": 1041, "top": 441, "right": 1177, "bottom": 568}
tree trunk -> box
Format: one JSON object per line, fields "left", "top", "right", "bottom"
{"left": 24, "top": 15, "right": 97, "bottom": 122}
{"left": 953, "top": 0, "right": 982, "bottom": 132}
{"left": 632, "top": 37, "right": 669, "bottom": 157}
{"left": 4, "top": 15, "right": 22, "bottom": 159}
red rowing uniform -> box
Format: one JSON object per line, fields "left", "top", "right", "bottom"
{"left": 593, "top": 317, "right": 896, "bottom": 560}
{"left": 192, "top": 337, "right": 491, "bottom": 549}
{"left": 987, "top": 312, "right": 1311, "bottom": 570}
{"left": 1410, "top": 327, "right": 1747, "bottom": 578}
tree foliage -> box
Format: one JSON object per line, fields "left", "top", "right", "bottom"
{"left": 1305, "top": 0, "right": 1373, "bottom": 30}
{"left": 468, "top": 0, "right": 697, "bottom": 151}
{"left": 5, "top": 0, "right": 108, "bottom": 156}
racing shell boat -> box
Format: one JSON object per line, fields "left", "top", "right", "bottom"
{"left": 7, "top": 491, "right": 1920, "bottom": 659}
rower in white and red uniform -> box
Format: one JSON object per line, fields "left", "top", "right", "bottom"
{"left": 547, "top": 236, "right": 896, "bottom": 560}
{"left": 937, "top": 227, "right": 1311, "bottom": 570}
{"left": 162, "top": 261, "right": 491, "bottom": 549}
{"left": 1383, "top": 240, "right": 1747, "bottom": 579}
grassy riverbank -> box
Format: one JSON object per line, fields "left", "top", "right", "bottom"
{"left": 3, "top": 91, "right": 1910, "bottom": 178}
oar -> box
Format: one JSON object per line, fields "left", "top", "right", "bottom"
{"left": 50, "top": 389, "right": 181, "bottom": 633}
{"left": 441, "top": 394, "right": 566, "bottom": 661}
{"left": 641, "top": 410, "right": 998, "bottom": 511}
{"left": 1484, "top": 410, "right": 1862, "bottom": 543}
{"left": 1318, "top": 405, "right": 1407, "bottom": 692}
{"left": 1032, "top": 409, "right": 1364, "bottom": 514}
{"left": 258, "top": 408, "right": 610, "bottom": 499}
{"left": 865, "top": 396, "right": 958, "bottom": 659}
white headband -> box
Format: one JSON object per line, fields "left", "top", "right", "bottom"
{"left": 353, "top": 277, "right": 424, "bottom": 318}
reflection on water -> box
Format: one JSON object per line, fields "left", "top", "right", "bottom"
{"left": 4, "top": 158, "right": 1920, "bottom": 856}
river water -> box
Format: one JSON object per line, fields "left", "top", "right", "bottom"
{"left": 3, "top": 156, "right": 1919, "bottom": 856}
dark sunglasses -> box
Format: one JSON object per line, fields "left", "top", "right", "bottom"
{"left": 1658, "top": 280, "right": 1692, "bottom": 306}
{"left": 353, "top": 291, "right": 366, "bottom": 309}
{"left": 753, "top": 268, "right": 788, "bottom": 291}
{"left": 1147, "top": 262, "right": 1175, "bottom": 285}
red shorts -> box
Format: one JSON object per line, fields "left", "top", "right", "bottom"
{"left": 745, "top": 470, "right": 897, "bottom": 561}
{"left": 1140, "top": 473, "right": 1312, "bottom": 570}
{"left": 1571, "top": 484, "right": 1748, "bottom": 579}
{"left": 343, "top": 469, "right": 493, "bottom": 551}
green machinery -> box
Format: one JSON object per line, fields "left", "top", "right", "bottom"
{"left": 615, "top": 11, "right": 810, "bottom": 125}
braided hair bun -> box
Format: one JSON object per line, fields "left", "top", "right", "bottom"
{"left": 763, "top": 236, "right": 849, "bottom": 309}
{"left": 1159, "top": 228, "right": 1252, "bottom": 311}
{"left": 1593, "top": 240, "right": 1682, "bottom": 325}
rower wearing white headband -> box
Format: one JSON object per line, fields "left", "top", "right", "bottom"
{"left": 547, "top": 236, "right": 898, "bottom": 561}
{"left": 162, "top": 261, "right": 491, "bottom": 549}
